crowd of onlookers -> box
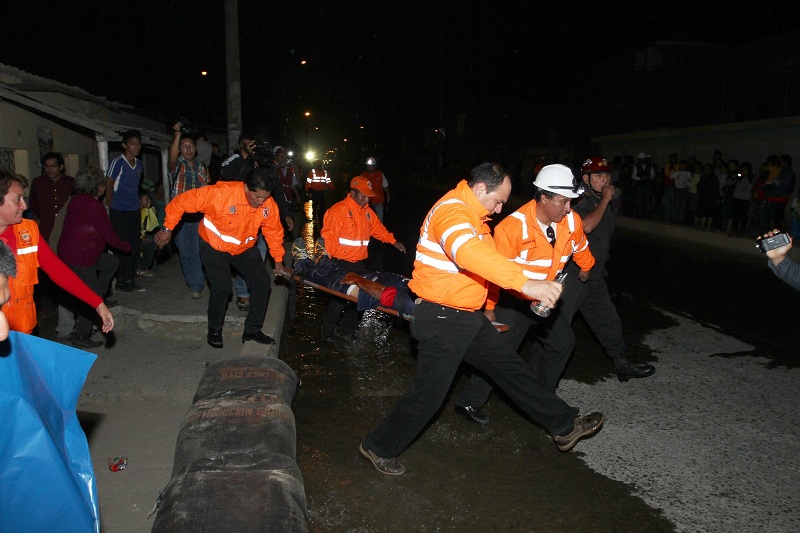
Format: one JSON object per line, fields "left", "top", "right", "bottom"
{"left": 605, "top": 150, "right": 798, "bottom": 238}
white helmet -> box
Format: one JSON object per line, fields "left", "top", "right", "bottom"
{"left": 533, "top": 164, "right": 581, "bottom": 198}
{"left": 365, "top": 157, "right": 377, "bottom": 166}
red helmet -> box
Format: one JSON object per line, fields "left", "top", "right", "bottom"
{"left": 581, "top": 157, "right": 610, "bottom": 175}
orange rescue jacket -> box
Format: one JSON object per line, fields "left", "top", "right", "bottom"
{"left": 321, "top": 194, "right": 396, "bottom": 262}
{"left": 3, "top": 219, "right": 40, "bottom": 334}
{"left": 486, "top": 200, "right": 595, "bottom": 309}
{"left": 408, "top": 180, "right": 530, "bottom": 311}
{"left": 361, "top": 170, "right": 387, "bottom": 205}
{"left": 163, "top": 181, "right": 284, "bottom": 262}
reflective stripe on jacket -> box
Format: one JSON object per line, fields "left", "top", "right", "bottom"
{"left": 321, "top": 194, "right": 395, "bottom": 262}
{"left": 3, "top": 219, "right": 40, "bottom": 334}
{"left": 408, "top": 180, "right": 530, "bottom": 311}
{"left": 305, "top": 169, "right": 333, "bottom": 191}
{"left": 486, "top": 201, "right": 595, "bottom": 308}
{"left": 163, "top": 181, "right": 284, "bottom": 261}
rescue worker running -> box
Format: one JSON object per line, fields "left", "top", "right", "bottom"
{"left": 320, "top": 176, "right": 406, "bottom": 342}
{"left": 454, "top": 164, "right": 597, "bottom": 423}
{"left": 154, "top": 167, "right": 285, "bottom": 349}
{"left": 358, "top": 163, "right": 603, "bottom": 476}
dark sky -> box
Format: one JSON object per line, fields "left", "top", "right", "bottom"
{"left": 3, "top": 0, "right": 799, "bottom": 153}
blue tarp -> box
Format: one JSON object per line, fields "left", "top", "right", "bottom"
{"left": 0, "top": 331, "right": 99, "bottom": 533}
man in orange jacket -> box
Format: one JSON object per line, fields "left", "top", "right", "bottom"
{"left": 454, "top": 164, "right": 596, "bottom": 423}
{"left": 358, "top": 163, "right": 603, "bottom": 476}
{"left": 319, "top": 176, "right": 405, "bottom": 341}
{"left": 155, "top": 166, "right": 285, "bottom": 349}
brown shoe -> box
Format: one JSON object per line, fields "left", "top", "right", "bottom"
{"left": 358, "top": 442, "right": 405, "bottom": 476}
{"left": 554, "top": 412, "right": 604, "bottom": 452}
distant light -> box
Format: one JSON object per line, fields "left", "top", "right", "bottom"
{"left": 300, "top": 59, "right": 307, "bottom": 65}
{"left": 305, "top": 151, "right": 315, "bottom": 161}
{"left": 343, "top": 138, "right": 348, "bottom": 142}
{"left": 201, "top": 71, "right": 208, "bottom": 76}
{"left": 304, "top": 111, "right": 311, "bottom": 117}
{"left": 287, "top": 151, "right": 294, "bottom": 157}
{"left": 314, "top": 126, "right": 319, "bottom": 130}
{"left": 359, "top": 125, "right": 365, "bottom": 129}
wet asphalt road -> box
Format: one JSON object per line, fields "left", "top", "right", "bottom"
{"left": 282, "top": 183, "right": 798, "bottom": 532}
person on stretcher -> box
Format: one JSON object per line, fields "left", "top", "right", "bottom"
{"left": 290, "top": 238, "right": 415, "bottom": 318}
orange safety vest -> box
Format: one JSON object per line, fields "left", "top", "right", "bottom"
{"left": 486, "top": 201, "right": 595, "bottom": 309}
{"left": 320, "top": 194, "right": 396, "bottom": 262}
{"left": 163, "top": 181, "right": 284, "bottom": 261}
{"left": 408, "top": 180, "right": 530, "bottom": 311}
{"left": 305, "top": 169, "right": 332, "bottom": 192}
{"left": 3, "top": 219, "right": 40, "bottom": 334}
{"left": 361, "top": 170, "right": 386, "bottom": 205}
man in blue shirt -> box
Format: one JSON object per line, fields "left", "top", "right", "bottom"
{"left": 106, "top": 129, "right": 145, "bottom": 292}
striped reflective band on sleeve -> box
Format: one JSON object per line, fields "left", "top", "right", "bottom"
{"left": 510, "top": 211, "right": 528, "bottom": 240}
{"left": 203, "top": 217, "right": 242, "bottom": 245}
{"left": 414, "top": 251, "right": 459, "bottom": 273}
{"left": 17, "top": 246, "right": 38, "bottom": 255}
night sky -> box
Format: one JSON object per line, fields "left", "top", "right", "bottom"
{"left": 4, "top": 0, "right": 799, "bottom": 155}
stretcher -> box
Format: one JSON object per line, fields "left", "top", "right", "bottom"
{"left": 288, "top": 272, "right": 509, "bottom": 332}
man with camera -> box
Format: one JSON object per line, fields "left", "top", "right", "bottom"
{"left": 760, "top": 230, "right": 800, "bottom": 291}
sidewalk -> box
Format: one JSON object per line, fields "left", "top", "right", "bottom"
{"left": 109, "top": 251, "right": 289, "bottom": 356}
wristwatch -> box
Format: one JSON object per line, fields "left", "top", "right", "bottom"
{"left": 162, "top": 227, "right": 172, "bottom": 233}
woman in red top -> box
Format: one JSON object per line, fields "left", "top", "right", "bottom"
{"left": 0, "top": 170, "right": 114, "bottom": 339}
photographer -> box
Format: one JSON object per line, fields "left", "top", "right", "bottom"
{"left": 761, "top": 229, "right": 800, "bottom": 291}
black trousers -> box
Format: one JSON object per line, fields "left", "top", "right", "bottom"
{"left": 110, "top": 209, "right": 140, "bottom": 285}
{"left": 69, "top": 253, "right": 119, "bottom": 336}
{"left": 199, "top": 240, "right": 270, "bottom": 333}
{"left": 322, "top": 258, "right": 365, "bottom": 336}
{"left": 364, "top": 300, "right": 577, "bottom": 458}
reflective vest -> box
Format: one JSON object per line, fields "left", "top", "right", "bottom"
{"left": 361, "top": 170, "right": 386, "bottom": 204}
{"left": 486, "top": 201, "right": 595, "bottom": 308}
{"left": 408, "top": 180, "right": 529, "bottom": 311}
{"left": 163, "top": 181, "right": 285, "bottom": 261}
{"left": 320, "top": 194, "right": 395, "bottom": 262}
{"left": 305, "top": 169, "right": 332, "bottom": 192}
{"left": 3, "top": 219, "right": 40, "bottom": 334}
{"left": 278, "top": 165, "right": 296, "bottom": 203}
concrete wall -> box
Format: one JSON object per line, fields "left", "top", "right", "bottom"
{"left": 592, "top": 116, "right": 800, "bottom": 167}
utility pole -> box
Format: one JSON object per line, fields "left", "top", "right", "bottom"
{"left": 224, "top": 0, "right": 242, "bottom": 155}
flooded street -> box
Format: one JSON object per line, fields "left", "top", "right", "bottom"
{"left": 281, "top": 184, "right": 798, "bottom": 532}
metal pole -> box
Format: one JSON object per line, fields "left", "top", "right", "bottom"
{"left": 225, "top": 0, "right": 242, "bottom": 155}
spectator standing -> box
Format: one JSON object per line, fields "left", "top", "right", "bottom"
{"left": 319, "top": 177, "right": 405, "bottom": 342}
{"left": 168, "top": 123, "right": 208, "bottom": 298}
{"left": 135, "top": 190, "right": 159, "bottom": 277}
{"left": 57, "top": 168, "right": 130, "bottom": 347}
{"left": 106, "top": 129, "right": 145, "bottom": 292}
{"left": 361, "top": 157, "right": 391, "bottom": 222}
{"left": 671, "top": 160, "right": 693, "bottom": 224}
{"left": 27, "top": 152, "right": 75, "bottom": 241}
{"left": 695, "top": 163, "right": 719, "bottom": 230}
{"left": 274, "top": 146, "right": 302, "bottom": 243}
{"left": 660, "top": 153, "right": 678, "bottom": 221}
{"left": 631, "top": 152, "right": 655, "bottom": 218}
{"left": 730, "top": 162, "right": 755, "bottom": 235}
{"left": 762, "top": 154, "right": 795, "bottom": 232}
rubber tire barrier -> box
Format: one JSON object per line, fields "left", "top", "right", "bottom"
{"left": 152, "top": 453, "right": 308, "bottom": 533}
{"left": 193, "top": 357, "right": 299, "bottom": 405}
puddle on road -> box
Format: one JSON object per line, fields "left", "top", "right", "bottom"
{"left": 281, "top": 284, "right": 674, "bottom": 532}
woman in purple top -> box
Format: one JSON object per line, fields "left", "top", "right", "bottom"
{"left": 58, "top": 167, "right": 131, "bottom": 347}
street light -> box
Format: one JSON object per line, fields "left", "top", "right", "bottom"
{"left": 304, "top": 111, "right": 311, "bottom": 150}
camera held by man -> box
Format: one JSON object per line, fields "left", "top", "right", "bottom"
{"left": 757, "top": 230, "right": 800, "bottom": 291}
